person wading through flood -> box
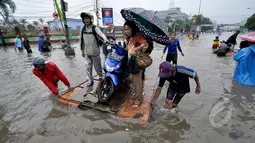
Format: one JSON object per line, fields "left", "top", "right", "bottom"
{"left": 225, "top": 31, "right": 240, "bottom": 52}
{"left": 79, "top": 12, "right": 108, "bottom": 87}
{"left": 15, "top": 35, "right": 23, "bottom": 52}
{"left": 40, "top": 35, "right": 52, "bottom": 52}
{"left": 151, "top": 61, "right": 201, "bottom": 109}
{"left": 163, "top": 32, "right": 184, "bottom": 66}
{"left": 23, "top": 36, "right": 32, "bottom": 53}
{"left": 32, "top": 56, "right": 73, "bottom": 96}
{"left": 124, "top": 21, "right": 149, "bottom": 107}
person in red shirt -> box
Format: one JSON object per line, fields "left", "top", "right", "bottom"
{"left": 32, "top": 56, "right": 73, "bottom": 95}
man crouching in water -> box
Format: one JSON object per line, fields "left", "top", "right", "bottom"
{"left": 151, "top": 62, "right": 201, "bottom": 109}
{"left": 32, "top": 56, "right": 73, "bottom": 95}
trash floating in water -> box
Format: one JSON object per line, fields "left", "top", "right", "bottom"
{"left": 125, "top": 128, "right": 129, "bottom": 131}
{"left": 229, "top": 132, "right": 241, "bottom": 140}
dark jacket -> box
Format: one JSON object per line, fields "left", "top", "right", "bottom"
{"left": 226, "top": 33, "right": 239, "bottom": 46}
{"left": 23, "top": 39, "right": 30, "bottom": 49}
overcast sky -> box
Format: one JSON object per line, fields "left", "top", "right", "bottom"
{"left": 9, "top": 0, "right": 255, "bottom": 25}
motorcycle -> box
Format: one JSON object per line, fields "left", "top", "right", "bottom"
{"left": 96, "top": 42, "right": 128, "bottom": 104}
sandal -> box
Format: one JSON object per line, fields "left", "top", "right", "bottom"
{"left": 132, "top": 100, "right": 142, "bottom": 107}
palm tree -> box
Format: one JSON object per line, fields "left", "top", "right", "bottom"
{"left": 0, "top": 0, "right": 16, "bottom": 18}
{"left": 33, "top": 21, "right": 39, "bottom": 26}
{"left": 38, "top": 18, "right": 44, "bottom": 29}
{"left": 20, "top": 19, "right": 27, "bottom": 25}
{"left": 20, "top": 19, "right": 28, "bottom": 30}
{"left": 38, "top": 18, "right": 44, "bottom": 25}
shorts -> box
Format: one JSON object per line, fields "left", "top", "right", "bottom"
{"left": 166, "top": 54, "right": 177, "bottom": 64}
{"left": 18, "top": 47, "right": 23, "bottom": 51}
{"left": 166, "top": 86, "right": 186, "bottom": 105}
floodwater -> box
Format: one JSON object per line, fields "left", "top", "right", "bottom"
{"left": 0, "top": 33, "right": 255, "bottom": 143}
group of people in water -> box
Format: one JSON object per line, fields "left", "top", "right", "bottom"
{"left": 212, "top": 31, "right": 240, "bottom": 56}
{"left": 211, "top": 31, "right": 255, "bottom": 86}
{"left": 15, "top": 35, "right": 32, "bottom": 53}
{"left": 31, "top": 11, "right": 202, "bottom": 109}
{"left": 14, "top": 33, "right": 52, "bottom": 54}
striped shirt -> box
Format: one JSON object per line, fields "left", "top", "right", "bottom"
{"left": 158, "top": 66, "right": 196, "bottom": 93}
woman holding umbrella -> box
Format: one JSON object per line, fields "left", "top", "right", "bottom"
{"left": 120, "top": 8, "right": 170, "bottom": 107}
{"left": 124, "top": 21, "right": 149, "bottom": 107}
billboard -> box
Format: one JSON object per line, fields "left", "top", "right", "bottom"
{"left": 102, "top": 8, "right": 114, "bottom": 26}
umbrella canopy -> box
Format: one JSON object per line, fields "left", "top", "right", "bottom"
{"left": 121, "top": 8, "right": 169, "bottom": 45}
{"left": 240, "top": 32, "right": 255, "bottom": 42}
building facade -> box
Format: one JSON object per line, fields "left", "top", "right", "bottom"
{"left": 157, "top": 7, "right": 189, "bottom": 22}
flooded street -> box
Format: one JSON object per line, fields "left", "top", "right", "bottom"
{"left": 0, "top": 33, "right": 255, "bottom": 143}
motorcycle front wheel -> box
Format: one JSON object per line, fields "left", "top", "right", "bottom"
{"left": 98, "top": 77, "right": 115, "bottom": 104}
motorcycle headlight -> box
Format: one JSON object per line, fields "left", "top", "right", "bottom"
{"left": 105, "top": 63, "right": 121, "bottom": 72}
{"left": 105, "top": 64, "right": 115, "bottom": 72}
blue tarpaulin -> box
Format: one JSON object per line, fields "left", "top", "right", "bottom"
{"left": 233, "top": 44, "right": 255, "bottom": 86}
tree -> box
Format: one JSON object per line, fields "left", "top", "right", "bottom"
{"left": 10, "top": 18, "right": 19, "bottom": 26}
{"left": 33, "top": 21, "right": 39, "bottom": 29}
{"left": 245, "top": 13, "right": 255, "bottom": 31}
{"left": 38, "top": 18, "right": 44, "bottom": 27}
{"left": 27, "top": 24, "right": 36, "bottom": 31}
{"left": 194, "top": 15, "right": 214, "bottom": 32}
{"left": 164, "top": 16, "right": 172, "bottom": 25}
{"left": 184, "top": 19, "right": 192, "bottom": 32}
{"left": 0, "top": 0, "right": 16, "bottom": 18}
{"left": 20, "top": 19, "right": 27, "bottom": 25}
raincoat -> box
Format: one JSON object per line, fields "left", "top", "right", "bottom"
{"left": 233, "top": 44, "right": 255, "bottom": 86}
{"left": 32, "top": 62, "right": 70, "bottom": 94}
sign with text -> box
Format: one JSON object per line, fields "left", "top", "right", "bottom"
{"left": 102, "top": 8, "right": 113, "bottom": 26}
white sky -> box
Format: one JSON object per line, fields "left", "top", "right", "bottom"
{"left": 8, "top": 0, "right": 255, "bottom": 25}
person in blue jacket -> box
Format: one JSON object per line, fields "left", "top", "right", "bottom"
{"left": 163, "top": 32, "right": 184, "bottom": 66}
{"left": 233, "top": 42, "right": 255, "bottom": 86}
{"left": 38, "top": 34, "right": 42, "bottom": 52}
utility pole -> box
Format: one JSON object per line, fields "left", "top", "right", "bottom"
{"left": 95, "top": 0, "right": 100, "bottom": 26}
{"left": 60, "top": 0, "right": 75, "bottom": 55}
{"left": 197, "top": 0, "right": 202, "bottom": 32}
{"left": 198, "top": 0, "right": 202, "bottom": 16}
{"left": 60, "top": 0, "right": 70, "bottom": 45}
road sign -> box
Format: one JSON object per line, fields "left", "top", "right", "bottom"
{"left": 53, "top": 12, "right": 58, "bottom": 19}
{"left": 102, "top": 8, "right": 114, "bottom": 26}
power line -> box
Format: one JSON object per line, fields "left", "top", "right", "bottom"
{"left": 68, "top": 3, "right": 94, "bottom": 14}
{"left": 22, "top": 0, "right": 53, "bottom": 4}
{"left": 15, "top": 3, "right": 53, "bottom": 8}
{"left": 68, "top": 0, "right": 94, "bottom": 8}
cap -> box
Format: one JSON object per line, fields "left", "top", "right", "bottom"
{"left": 33, "top": 56, "right": 45, "bottom": 65}
{"left": 158, "top": 61, "right": 173, "bottom": 78}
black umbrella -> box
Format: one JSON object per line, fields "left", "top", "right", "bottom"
{"left": 121, "top": 7, "right": 169, "bottom": 45}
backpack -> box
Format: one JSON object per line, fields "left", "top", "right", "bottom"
{"left": 42, "top": 40, "right": 49, "bottom": 49}
{"left": 82, "top": 25, "right": 104, "bottom": 47}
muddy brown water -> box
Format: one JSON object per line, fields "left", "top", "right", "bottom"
{"left": 0, "top": 33, "right": 254, "bottom": 143}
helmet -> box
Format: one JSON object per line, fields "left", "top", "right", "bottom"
{"left": 80, "top": 12, "right": 94, "bottom": 23}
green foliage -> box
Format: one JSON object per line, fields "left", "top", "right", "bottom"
{"left": 245, "top": 13, "right": 255, "bottom": 31}
{"left": 0, "top": 0, "right": 16, "bottom": 18}
{"left": 33, "top": 21, "right": 39, "bottom": 26}
{"left": 20, "top": 19, "right": 28, "bottom": 25}
{"left": 27, "top": 24, "right": 36, "bottom": 31}
{"left": 167, "top": 19, "right": 192, "bottom": 32}
{"left": 194, "top": 15, "right": 214, "bottom": 31}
